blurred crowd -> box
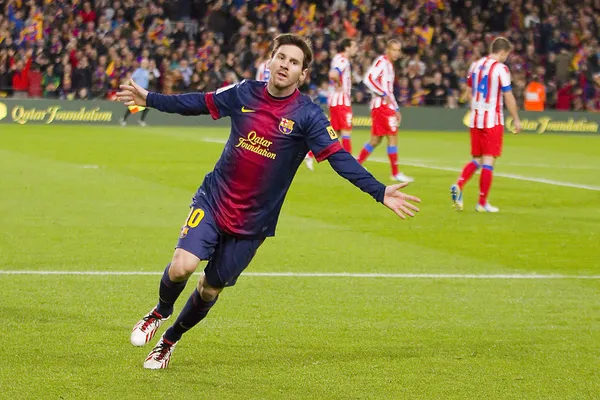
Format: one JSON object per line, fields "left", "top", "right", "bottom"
{"left": 1, "top": 0, "right": 600, "bottom": 111}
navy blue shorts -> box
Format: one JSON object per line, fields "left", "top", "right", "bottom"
{"left": 176, "top": 195, "right": 264, "bottom": 288}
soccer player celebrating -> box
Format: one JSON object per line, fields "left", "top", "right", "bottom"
{"left": 329, "top": 38, "right": 358, "bottom": 154}
{"left": 451, "top": 37, "right": 522, "bottom": 212}
{"left": 116, "top": 34, "right": 421, "bottom": 369}
{"left": 358, "top": 39, "right": 413, "bottom": 183}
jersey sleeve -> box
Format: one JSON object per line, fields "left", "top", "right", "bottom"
{"left": 363, "top": 59, "right": 386, "bottom": 96}
{"left": 146, "top": 81, "right": 241, "bottom": 118}
{"left": 206, "top": 82, "right": 241, "bottom": 119}
{"left": 303, "top": 105, "right": 343, "bottom": 162}
{"left": 331, "top": 57, "right": 348, "bottom": 76}
{"left": 499, "top": 65, "right": 512, "bottom": 92}
{"left": 466, "top": 63, "right": 475, "bottom": 88}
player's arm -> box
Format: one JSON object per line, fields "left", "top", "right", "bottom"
{"left": 329, "top": 67, "right": 342, "bottom": 89}
{"left": 146, "top": 92, "right": 214, "bottom": 116}
{"left": 363, "top": 62, "right": 386, "bottom": 97}
{"left": 499, "top": 66, "right": 521, "bottom": 133}
{"left": 466, "top": 63, "right": 474, "bottom": 103}
{"left": 327, "top": 150, "right": 420, "bottom": 218}
{"left": 503, "top": 90, "right": 521, "bottom": 133}
{"left": 117, "top": 80, "right": 238, "bottom": 118}
{"left": 304, "top": 108, "right": 420, "bottom": 219}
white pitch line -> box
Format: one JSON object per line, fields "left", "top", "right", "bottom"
{"left": 1, "top": 271, "right": 599, "bottom": 279}
{"left": 203, "top": 138, "right": 227, "bottom": 144}
{"left": 370, "top": 157, "right": 600, "bottom": 191}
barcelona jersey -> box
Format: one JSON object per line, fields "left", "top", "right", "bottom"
{"left": 147, "top": 80, "right": 343, "bottom": 237}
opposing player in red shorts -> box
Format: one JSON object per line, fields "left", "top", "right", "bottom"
{"left": 451, "top": 37, "right": 522, "bottom": 212}
{"left": 358, "top": 39, "right": 413, "bottom": 183}
{"left": 305, "top": 38, "right": 358, "bottom": 171}
{"left": 329, "top": 38, "right": 358, "bottom": 153}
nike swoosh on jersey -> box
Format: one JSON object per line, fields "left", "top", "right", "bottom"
{"left": 241, "top": 106, "right": 255, "bottom": 113}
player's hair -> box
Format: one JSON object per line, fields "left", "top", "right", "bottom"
{"left": 271, "top": 34, "right": 314, "bottom": 70}
{"left": 387, "top": 39, "right": 402, "bottom": 49}
{"left": 338, "top": 38, "right": 355, "bottom": 53}
{"left": 490, "top": 37, "right": 513, "bottom": 54}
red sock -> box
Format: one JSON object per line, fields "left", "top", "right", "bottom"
{"left": 479, "top": 165, "right": 493, "bottom": 206}
{"left": 457, "top": 160, "right": 479, "bottom": 190}
{"left": 388, "top": 152, "right": 398, "bottom": 176}
{"left": 341, "top": 136, "right": 352, "bottom": 153}
{"left": 357, "top": 143, "right": 374, "bottom": 164}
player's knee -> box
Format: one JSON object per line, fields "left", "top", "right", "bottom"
{"left": 482, "top": 155, "right": 495, "bottom": 166}
{"left": 169, "top": 249, "right": 201, "bottom": 281}
{"left": 199, "top": 282, "right": 221, "bottom": 302}
{"left": 370, "top": 137, "right": 382, "bottom": 146}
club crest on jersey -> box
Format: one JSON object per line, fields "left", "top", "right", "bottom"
{"left": 279, "top": 118, "right": 295, "bottom": 135}
{"left": 180, "top": 226, "right": 189, "bottom": 239}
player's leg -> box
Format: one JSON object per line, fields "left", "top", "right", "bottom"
{"left": 476, "top": 154, "right": 498, "bottom": 212}
{"left": 160, "top": 273, "right": 222, "bottom": 344}
{"left": 339, "top": 106, "right": 353, "bottom": 153}
{"left": 357, "top": 134, "right": 382, "bottom": 164}
{"left": 340, "top": 129, "right": 352, "bottom": 153}
{"left": 452, "top": 128, "right": 483, "bottom": 210}
{"left": 387, "top": 134, "right": 413, "bottom": 182}
{"left": 476, "top": 126, "right": 503, "bottom": 212}
{"left": 458, "top": 128, "right": 483, "bottom": 190}
{"left": 130, "top": 248, "right": 200, "bottom": 347}
{"left": 357, "top": 109, "right": 382, "bottom": 164}
{"left": 164, "top": 234, "right": 264, "bottom": 343}
{"left": 142, "top": 274, "right": 221, "bottom": 369}
{"left": 131, "top": 200, "right": 219, "bottom": 347}
{"left": 144, "top": 235, "right": 265, "bottom": 369}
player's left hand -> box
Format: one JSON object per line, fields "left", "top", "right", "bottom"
{"left": 383, "top": 182, "right": 421, "bottom": 219}
{"left": 116, "top": 79, "right": 148, "bottom": 107}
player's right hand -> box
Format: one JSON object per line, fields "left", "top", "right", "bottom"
{"left": 117, "top": 79, "right": 148, "bottom": 107}
{"left": 512, "top": 118, "right": 522, "bottom": 134}
{"left": 383, "top": 182, "right": 421, "bottom": 220}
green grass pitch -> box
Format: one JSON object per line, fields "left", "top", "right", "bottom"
{"left": 1, "top": 124, "right": 599, "bottom": 399}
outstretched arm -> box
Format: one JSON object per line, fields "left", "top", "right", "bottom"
{"left": 117, "top": 79, "right": 225, "bottom": 118}
{"left": 146, "top": 92, "right": 213, "bottom": 116}
{"left": 327, "top": 150, "right": 421, "bottom": 219}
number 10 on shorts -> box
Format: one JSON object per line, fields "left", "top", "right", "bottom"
{"left": 180, "top": 208, "right": 204, "bottom": 238}
{"left": 185, "top": 208, "right": 205, "bottom": 228}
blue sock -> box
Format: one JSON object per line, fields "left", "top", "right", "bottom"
{"left": 164, "top": 289, "right": 218, "bottom": 342}
{"left": 156, "top": 263, "right": 188, "bottom": 318}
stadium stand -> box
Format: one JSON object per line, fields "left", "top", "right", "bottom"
{"left": 0, "top": 0, "right": 599, "bottom": 110}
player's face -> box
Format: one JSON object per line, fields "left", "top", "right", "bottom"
{"left": 270, "top": 45, "right": 308, "bottom": 90}
{"left": 388, "top": 43, "right": 402, "bottom": 61}
{"left": 348, "top": 41, "right": 358, "bottom": 58}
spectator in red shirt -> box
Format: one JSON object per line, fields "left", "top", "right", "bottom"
{"left": 27, "top": 64, "right": 43, "bottom": 98}
{"left": 556, "top": 78, "right": 577, "bottom": 110}
{"left": 11, "top": 57, "right": 31, "bottom": 95}
{"left": 79, "top": 2, "right": 96, "bottom": 24}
